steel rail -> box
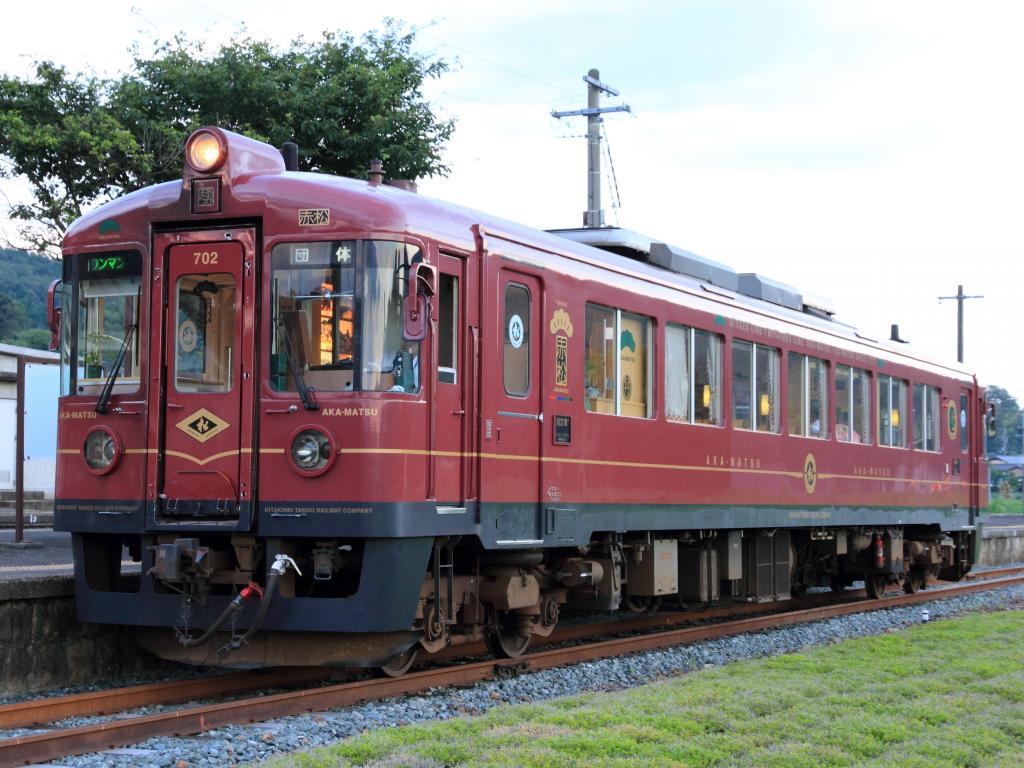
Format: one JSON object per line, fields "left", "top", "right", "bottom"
{"left": 0, "top": 667, "right": 327, "bottom": 730}
{"left": 2, "top": 572, "right": 1023, "bottom": 768}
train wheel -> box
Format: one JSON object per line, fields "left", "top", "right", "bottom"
{"left": 903, "top": 572, "right": 924, "bottom": 594}
{"left": 485, "top": 611, "right": 531, "bottom": 658}
{"left": 623, "top": 595, "right": 662, "bottom": 614}
{"left": 864, "top": 573, "right": 887, "bottom": 599}
{"left": 377, "top": 647, "right": 418, "bottom": 678}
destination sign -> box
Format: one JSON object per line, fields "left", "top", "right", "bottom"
{"left": 88, "top": 255, "right": 125, "bottom": 273}
{"left": 83, "top": 252, "right": 140, "bottom": 278}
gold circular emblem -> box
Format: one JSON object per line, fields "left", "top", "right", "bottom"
{"left": 803, "top": 453, "right": 817, "bottom": 495}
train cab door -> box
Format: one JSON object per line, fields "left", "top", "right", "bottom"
{"left": 151, "top": 231, "right": 257, "bottom": 528}
{"left": 962, "top": 386, "right": 979, "bottom": 520}
{"left": 491, "top": 270, "right": 543, "bottom": 544}
{"left": 433, "top": 253, "right": 467, "bottom": 507}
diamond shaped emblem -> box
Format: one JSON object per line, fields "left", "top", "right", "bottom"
{"left": 175, "top": 408, "right": 230, "bottom": 443}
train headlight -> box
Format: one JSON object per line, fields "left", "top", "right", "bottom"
{"left": 185, "top": 129, "right": 226, "bottom": 173}
{"left": 83, "top": 428, "right": 121, "bottom": 474}
{"left": 289, "top": 428, "right": 334, "bottom": 475}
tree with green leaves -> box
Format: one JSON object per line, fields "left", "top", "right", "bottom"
{"left": 985, "top": 385, "right": 1023, "bottom": 455}
{"left": 0, "top": 24, "right": 454, "bottom": 253}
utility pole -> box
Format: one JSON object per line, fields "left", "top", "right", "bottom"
{"left": 938, "top": 285, "right": 984, "bottom": 363}
{"left": 552, "top": 69, "right": 631, "bottom": 228}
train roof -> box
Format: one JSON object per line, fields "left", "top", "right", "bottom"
{"left": 64, "top": 147, "right": 974, "bottom": 384}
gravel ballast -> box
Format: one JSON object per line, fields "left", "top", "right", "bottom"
{"left": 11, "top": 581, "right": 1024, "bottom": 768}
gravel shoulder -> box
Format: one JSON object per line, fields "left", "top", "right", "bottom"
{"left": 268, "top": 598, "right": 1024, "bottom": 768}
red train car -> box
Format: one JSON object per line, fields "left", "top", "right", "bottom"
{"left": 51, "top": 127, "right": 986, "bottom": 673}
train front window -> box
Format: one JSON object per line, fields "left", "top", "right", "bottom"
{"left": 74, "top": 252, "right": 142, "bottom": 394}
{"left": 173, "top": 273, "right": 236, "bottom": 393}
{"left": 270, "top": 241, "right": 421, "bottom": 393}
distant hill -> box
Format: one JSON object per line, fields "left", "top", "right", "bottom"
{"left": 0, "top": 249, "right": 62, "bottom": 349}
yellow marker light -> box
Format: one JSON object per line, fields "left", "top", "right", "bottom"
{"left": 891, "top": 409, "right": 901, "bottom": 428}
{"left": 186, "top": 130, "right": 226, "bottom": 173}
{"left": 760, "top": 393, "right": 771, "bottom": 417}
{"left": 702, "top": 384, "right": 712, "bottom": 409}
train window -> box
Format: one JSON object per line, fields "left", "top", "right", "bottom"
{"left": 503, "top": 283, "right": 530, "bottom": 396}
{"left": 835, "top": 365, "right": 872, "bottom": 444}
{"left": 878, "top": 374, "right": 908, "bottom": 447}
{"left": 74, "top": 251, "right": 142, "bottom": 395}
{"left": 584, "top": 303, "right": 652, "bottom": 418}
{"left": 960, "top": 393, "right": 969, "bottom": 452}
{"left": 173, "top": 273, "right": 235, "bottom": 393}
{"left": 438, "top": 273, "right": 458, "bottom": 384}
{"left": 732, "top": 339, "right": 780, "bottom": 433}
{"left": 270, "top": 241, "right": 420, "bottom": 394}
{"left": 585, "top": 304, "right": 616, "bottom": 413}
{"left": 787, "top": 353, "right": 829, "bottom": 438}
{"left": 912, "top": 383, "right": 941, "bottom": 452}
{"left": 665, "top": 324, "right": 722, "bottom": 426}
{"left": 619, "top": 312, "right": 650, "bottom": 418}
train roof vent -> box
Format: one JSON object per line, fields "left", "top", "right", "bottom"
{"left": 547, "top": 227, "right": 653, "bottom": 260}
{"left": 737, "top": 273, "right": 803, "bottom": 312}
{"left": 546, "top": 228, "right": 740, "bottom": 291}
{"left": 801, "top": 291, "right": 836, "bottom": 318}
{"left": 648, "top": 243, "right": 739, "bottom": 292}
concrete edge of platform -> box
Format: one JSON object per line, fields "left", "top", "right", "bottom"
{"left": 0, "top": 575, "right": 73, "bottom": 602}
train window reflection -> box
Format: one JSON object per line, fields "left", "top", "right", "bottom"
{"left": 665, "top": 324, "right": 722, "bottom": 426}
{"left": 913, "top": 383, "right": 941, "bottom": 452}
{"left": 960, "top": 393, "right": 969, "bottom": 452}
{"left": 836, "top": 365, "right": 872, "bottom": 444}
{"left": 584, "top": 304, "right": 652, "bottom": 418}
{"left": 438, "top": 273, "right": 458, "bottom": 385}
{"left": 787, "top": 353, "right": 829, "bottom": 438}
{"left": 174, "top": 273, "right": 235, "bottom": 393}
{"left": 732, "top": 339, "right": 780, "bottom": 433}
{"left": 75, "top": 252, "right": 141, "bottom": 395}
{"left": 503, "top": 283, "right": 530, "bottom": 396}
{"left": 270, "top": 241, "right": 420, "bottom": 393}
{"left": 878, "top": 374, "right": 908, "bottom": 447}
{"left": 585, "top": 304, "right": 616, "bottom": 413}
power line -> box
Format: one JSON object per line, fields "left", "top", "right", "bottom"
{"left": 416, "top": 31, "right": 578, "bottom": 97}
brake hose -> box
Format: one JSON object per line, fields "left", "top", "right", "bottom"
{"left": 179, "top": 580, "right": 263, "bottom": 647}
{"left": 218, "top": 555, "right": 302, "bottom": 657}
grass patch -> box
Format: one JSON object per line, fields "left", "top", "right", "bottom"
{"left": 263, "top": 610, "right": 1024, "bottom": 768}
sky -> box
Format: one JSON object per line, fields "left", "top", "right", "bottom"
{"left": 1, "top": 0, "right": 1022, "bottom": 393}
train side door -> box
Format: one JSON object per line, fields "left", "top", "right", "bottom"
{"left": 433, "top": 253, "right": 467, "bottom": 506}
{"left": 152, "top": 233, "right": 256, "bottom": 526}
{"left": 958, "top": 389, "right": 973, "bottom": 512}
{"left": 491, "top": 271, "right": 543, "bottom": 544}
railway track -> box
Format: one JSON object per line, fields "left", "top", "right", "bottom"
{"left": 3, "top": 567, "right": 1023, "bottom": 768}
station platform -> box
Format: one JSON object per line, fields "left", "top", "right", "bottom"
{"left": 0, "top": 528, "right": 73, "bottom": 581}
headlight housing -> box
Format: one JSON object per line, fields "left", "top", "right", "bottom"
{"left": 185, "top": 129, "right": 226, "bottom": 173}
{"left": 83, "top": 427, "right": 120, "bottom": 475}
{"left": 289, "top": 427, "right": 334, "bottom": 476}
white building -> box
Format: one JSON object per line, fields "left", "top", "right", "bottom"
{"left": 0, "top": 342, "right": 59, "bottom": 494}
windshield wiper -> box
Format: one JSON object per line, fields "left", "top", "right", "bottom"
{"left": 279, "top": 321, "right": 319, "bottom": 411}
{"left": 95, "top": 323, "right": 137, "bottom": 414}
